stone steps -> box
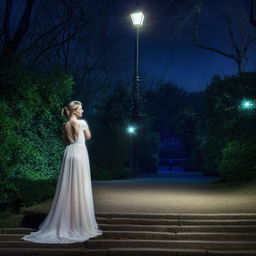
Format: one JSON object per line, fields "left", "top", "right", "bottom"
{"left": 0, "top": 212, "right": 256, "bottom": 255}
{"left": 0, "top": 240, "right": 85, "bottom": 249}
{"left": 4, "top": 225, "right": 256, "bottom": 233}
{"left": 99, "top": 224, "right": 256, "bottom": 232}
{"left": 87, "top": 239, "right": 256, "bottom": 250}
{"left": 0, "top": 248, "right": 107, "bottom": 256}
{"left": 99, "top": 231, "right": 256, "bottom": 241}
{"left": 96, "top": 212, "right": 256, "bottom": 220}
{"left": 0, "top": 228, "right": 36, "bottom": 235}
{"left": 1, "top": 231, "right": 256, "bottom": 242}
{"left": 1, "top": 248, "right": 256, "bottom": 256}
{"left": 97, "top": 217, "right": 256, "bottom": 226}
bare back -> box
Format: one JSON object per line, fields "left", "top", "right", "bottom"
{"left": 63, "top": 120, "right": 80, "bottom": 143}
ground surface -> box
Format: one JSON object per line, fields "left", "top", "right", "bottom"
{"left": 93, "top": 167, "right": 256, "bottom": 214}
{"left": 1, "top": 167, "right": 256, "bottom": 228}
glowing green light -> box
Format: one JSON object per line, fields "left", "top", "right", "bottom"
{"left": 241, "top": 99, "right": 255, "bottom": 110}
{"left": 127, "top": 126, "right": 136, "bottom": 134}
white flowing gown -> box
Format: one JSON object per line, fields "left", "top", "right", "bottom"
{"left": 22, "top": 119, "right": 102, "bottom": 243}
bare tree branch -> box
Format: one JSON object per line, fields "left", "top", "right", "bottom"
{"left": 28, "top": 20, "right": 83, "bottom": 71}
{"left": 192, "top": 0, "right": 254, "bottom": 74}
{"left": 10, "top": 0, "right": 36, "bottom": 53}
{"left": 225, "top": 16, "right": 240, "bottom": 58}
{"left": 250, "top": 0, "right": 256, "bottom": 27}
{"left": 3, "top": 0, "right": 13, "bottom": 44}
{"left": 26, "top": 18, "right": 70, "bottom": 53}
{"left": 193, "top": 3, "right": 236, "bottom": 60}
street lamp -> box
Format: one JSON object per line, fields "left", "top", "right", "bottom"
{"left": 127, "top": 126, "right": 136, "bottom": 134}
{"left": 130, "top": 9, "right": 144, "bottom": 175}
{"left": 130, "top": 12, "right": 144, "bottom": 27}
{"left": 240, "top": 99, "right": 255, "bottom": 110}
{"left": 130, "top": 10, "right": 144, "bottom": 120}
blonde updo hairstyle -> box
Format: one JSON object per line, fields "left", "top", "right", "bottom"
{"left": 61, "top": 100, "right": 82, "bottom": 118}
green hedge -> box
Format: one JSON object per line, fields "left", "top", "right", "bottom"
{"left": 200, "top": 72, "right": 256, "bottom": 181}
{"left": 218, "top": 140, "right": 256, "bottom": 182}
{"left": 0, "top": 61, "right": 73, "bottom": 211}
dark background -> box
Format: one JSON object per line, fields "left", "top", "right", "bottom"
{"left": 1, "top": 0, "right": 256, "bottom": 212}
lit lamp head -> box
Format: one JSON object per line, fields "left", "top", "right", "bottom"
{"left": 130, "top": 11, "right": 144, "bottom": 27}
{"left": 127, "top": 126, "right": 136, "bottom": 134}
{"left": 241, "top": 99, "right": 255, "bottom": 110}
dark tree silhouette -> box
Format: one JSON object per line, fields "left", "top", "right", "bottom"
{"left": 250, "top": 0, "right": 256, "bottom": 27}
{"left": 0, "top": 0, "right": 127, "bottom": 107}
{"left": 2, "top": 0, "right": 36, "bottom": 56}
{"left": 193, "top": 0, "right": 256, "bottom": 74}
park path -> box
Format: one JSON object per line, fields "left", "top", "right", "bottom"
{"left": 1, "top": 166, "right": 256, "bottom": 255}
{"left": 92, "top": 166, "right": 256, "bottom": 214}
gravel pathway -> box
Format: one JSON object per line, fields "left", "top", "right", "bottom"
{"left": 92, "top": 169, "right": 256, "bottom": 214}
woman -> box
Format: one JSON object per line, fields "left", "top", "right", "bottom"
{"left": 22, "top": 101, "right": 102, "bottom": 243}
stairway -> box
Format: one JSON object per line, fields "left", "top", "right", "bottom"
{"left": 1, "top": 212, "right": 256, "bottom": 255}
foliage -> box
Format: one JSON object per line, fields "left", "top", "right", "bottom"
{"left": 199, "top": 135, "right": 223, "bottom": 175}
{"left": 145, "top": 82, "right": 187, "bottom": 136}
{"left": 88, "top": 84, "right": 133, "bottom": 180}
{"left": 3, "top": 179, "right": 57, "bottom": 212}
{"left": 200, "top": 72, "right": 256, "bottom": 180}
{"left": 144, "top": 83, "right": 189, "bottom": 164}
{"left": 142, "top": 82, "right": 206, "bottom": 172}
{"left": 137, "top": 129, "right": 160, "bottom": 173}
{"left": 173, "top": 92, "right": 205, "bottom": 171}
{"left": 0, "top": 60, "right": 73, "bottom": 211}
{"left": 218, "top": 139, "right": 256, "bottom": 182}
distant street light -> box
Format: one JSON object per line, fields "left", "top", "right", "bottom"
{"left": 240, "top": 99, "right": 255, "bottom": 110}
{"left": 127, "top": 126, "right": 136, "bottom": 134}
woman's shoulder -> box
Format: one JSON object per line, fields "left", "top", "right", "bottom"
{"left": 79, "top": 119, "right": 89, "bottom": 129}
{"left": 78, "top": 119, "right": 87, "bottom": 124}
{"left": 63, "top": 120, "right": 80, "bottom": 127}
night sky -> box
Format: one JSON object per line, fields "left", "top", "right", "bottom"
{"left": 5, "top": 0, "right": 256, "bottom": 92}
{"left": 113, "top": 0, "right": 256, "bottom": 92}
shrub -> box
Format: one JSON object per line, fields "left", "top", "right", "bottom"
{"left": 88, "top": 84, "right": 132, "bottom": 180}
{"left": 0, "top": 62, "right": 73, "bottom": 211}
{"left": 200, "top": 72, "right": 256, "bottom": 180}
{"left": 137, "top": 130, "right": 160, "bottom": 173}
{"left": 218, "top": 140, "right": 256, "bottom": 182}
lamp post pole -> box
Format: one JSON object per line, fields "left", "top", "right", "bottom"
{"left": 127, "top": 126, "right": 136, "bottom": 172}
{"left": 133, "top": 26, "right": 141, "bottom": 118}
{"left": 131, "top": 11, "right": 144, "bottom": 120}
{"left": 130, "top": 11, "right": 144, "bottom": 175}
